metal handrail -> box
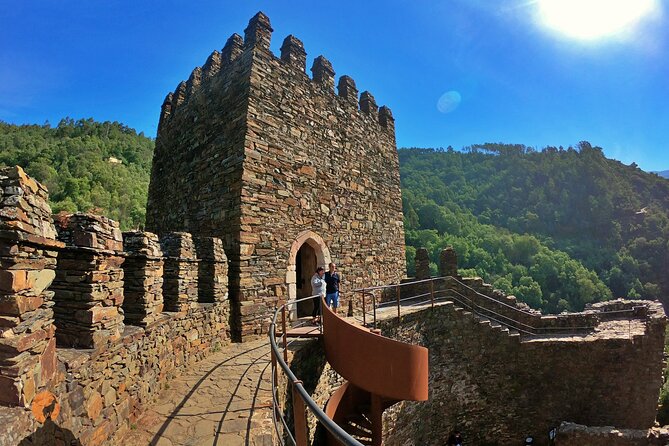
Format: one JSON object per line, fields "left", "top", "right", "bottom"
{"left": 353, "top": 276, "right": 646, "bottom": 337}
{"left": 269, "top": 294, "right": 364, "bottom": 446}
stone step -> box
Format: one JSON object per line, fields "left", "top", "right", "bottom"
{"left": 345, "top": 421, "right": 373, "bottom": 438}
{"left": 450, "top": 301, "right": 524, "bottom": 339}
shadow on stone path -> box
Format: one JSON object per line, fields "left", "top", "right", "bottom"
{"left": 120, "top": 339, "right": 274, "bottom": 446}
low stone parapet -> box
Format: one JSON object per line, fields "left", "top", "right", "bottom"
{"left": 555, "top": 422, "right": 669, "bottom": 446}
{"left": 51, "top": 213, "right": 125, "bottom": 349}
{"left": 122, "top": 231, "right": 164, "bottom": 326}
{"left": 160, "top": 232, "right": 198, "bottom": 312}
{"left": 195, "top": 236, "right": 228, "bottom": 303}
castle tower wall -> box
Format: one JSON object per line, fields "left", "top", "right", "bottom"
{"left": 146, "top": 32, "right": 252, "bottom": 338}
{"left": 146, "top": 31, "right": 250, "bottom": 243}
{"left": 146, "top": 12, "right": 406, "bottom": 340}
{"left": 235, "top": 34, "right": 405, "bottom": 336}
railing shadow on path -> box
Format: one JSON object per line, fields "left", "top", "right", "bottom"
{"left": 149, "top": 342, "right": 269, "bottom": 446}
{"left": 212, "top": 347, "right": 269, "bottom": 446}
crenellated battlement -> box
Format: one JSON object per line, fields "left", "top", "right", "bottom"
{"left": 221, "top": 33, "right": 244, "bottom": 63}
{"left": 202, "top": 50, "right": 221, "bottom": 78}
{"left": 157, "top": 12, "right": 395, "bottom": 132}
{"left": 280, "top": 35, "right": 307, "bottom": 71}
{"left": 158, "top": 33, "right": 245, "bottom": 130}
{"left": 244, "top": 11, "right": 272, "bottom": 50}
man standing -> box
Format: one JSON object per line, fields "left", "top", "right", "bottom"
{"left": 324, "top": 262, "right": 341, "bottom": 314}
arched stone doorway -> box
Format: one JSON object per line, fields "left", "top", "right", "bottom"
{"left": 287, "top": 230, "right": 331, "bottom": 319}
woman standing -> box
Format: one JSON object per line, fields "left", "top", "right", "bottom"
{"left": 311, "top": 267, "right": 326, "bottom": 324}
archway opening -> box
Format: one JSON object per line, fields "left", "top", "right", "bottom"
{"left": 296, "top": 243, "right": 317, "bottom": 317}
{"left": 286, "top": 230, "right": 332, "bottom": 320}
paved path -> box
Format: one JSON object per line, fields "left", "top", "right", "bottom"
{"left": 120, "top": 339, "right": 274, "bottom": 446}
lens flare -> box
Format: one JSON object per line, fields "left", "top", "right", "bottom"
{"left": 537, "top": 0, "right": 660, "bottom": 40}
{"left": 437, "top": 91, "right": 462, "bottom": 113}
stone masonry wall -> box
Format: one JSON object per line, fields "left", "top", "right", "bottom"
{"left": 146, "top": 12, "right": 406, "bottom": 340}
{"left": 554, "top": 422, "right": 669, "bottom": 446}
{"left": 51, "top": 213, "right": 125, "bottom": 350}
{"left": 0, "top": 302, "right": 232, "bottom": 446}
{"left": 0, "top": 167, "right": 61, "bottom": 408}
{"left": 238, "top": 14, "right": 405, "bottom": 337}
{"left": 160, "top": 232, "right": 198, "bottom": 312}
{"left": 195, "top": 236, "right": 229, "bottom": 304}
{"left": 145, "top": 31, "right": 250, "bottom": 339}
{"left": 380, "top": 301, "right": 666, "bottom": 446}
{"left": 122, "top": 231, "right": 164, "bottom": 326}
{"left": 0, "top": 168, "right": 233, "bottom": 446}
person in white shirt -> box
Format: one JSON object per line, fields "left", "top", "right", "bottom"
{"left": 311, "top": 266, "right": 326, "bottom": 324}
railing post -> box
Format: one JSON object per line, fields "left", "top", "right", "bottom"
{"left": 362, "top": 290, "right": 367, "bottom": 326}
{"left": 430, "top": 280, "right": 435, "bottom": 309}
{"left": 370, "top": 394, "right": 383, "bottom": 446}
{"left": 373, "top": 292, "right": 377, "bottom": 329}
{"left": 282, "top": 305, "right": 288, "bottom": 362}
{"left": 396, "top": 284, "right": 401, "bottom": 323}
{"left": 319, "top": 295, "right": 324, "bottom": 331}
{"left": 271, "top": 347, "right": 278, "bottom": 395}
{"left": 292, "top": 381, "right": 308, "bottom": 446}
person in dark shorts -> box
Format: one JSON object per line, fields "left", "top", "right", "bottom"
{"left": 324, "top": 262, "right": 341, "bottom": 314}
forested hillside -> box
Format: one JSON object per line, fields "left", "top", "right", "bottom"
{"left": 2, "top": 119, "right": 666, "bottom": 314}
{"left": 0, "top": 119, "right": 153, "bottom": 229}
{"left": 400, "top": 142, "right": 669, "bottom": 313}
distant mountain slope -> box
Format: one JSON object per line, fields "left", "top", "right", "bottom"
{"left": 400, "top": 142, "right": 669, "bottom": 312}
{"left": 0, "top": 118, "right": 154, "bottom": 229}
{"left": 655, "top": 170, "right": 669, "bottom": 179}
{"left": 2, "top": 119, "right": 665, "bottom": 313}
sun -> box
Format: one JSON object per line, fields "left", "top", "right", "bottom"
{"left": 537, "top": 0, "right": 660, "bottom": 40}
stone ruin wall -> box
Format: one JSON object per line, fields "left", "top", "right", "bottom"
{"left": 0, "top": 167, "right": 232, "bottom": 446}
{"left": 379, "top": 301, "right": 666, "bottom": 446}
{"left": 146, "top": 12, "right": 406, "bottom": 340}
{"left": 553, "top": 422, "right": 669, "bottom": 446}
{"left": 376, "top": 247, "right": 668, "bottom": 446}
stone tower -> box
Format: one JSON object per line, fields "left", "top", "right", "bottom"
{"left": 146, "top": 12, "right": 406, "bottom": 340}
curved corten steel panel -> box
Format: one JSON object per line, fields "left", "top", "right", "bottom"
{"left": 322, "top": 302, "right": 429, "bottom": 401}
{"left": 325, "top": 381, "right": 351, "bottom": 420}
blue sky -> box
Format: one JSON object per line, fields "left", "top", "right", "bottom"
{"left": 1, "top": 0, "right": 668, "bottom": 171}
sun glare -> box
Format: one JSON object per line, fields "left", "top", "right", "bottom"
{"left": 537, "top": 0, "right": 660, "bottom": 40}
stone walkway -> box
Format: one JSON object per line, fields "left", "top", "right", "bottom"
{"left": 120, "top": 339, "right": 274, "bottom": 446}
